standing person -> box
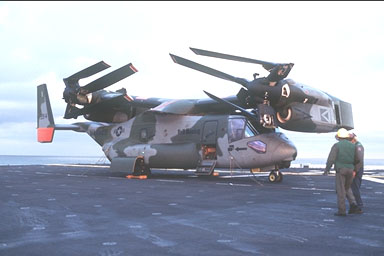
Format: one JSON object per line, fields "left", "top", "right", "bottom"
{"left": 323, "top": 128, "right": 362, "bottom": 216}
{"left": 350, "top": 132, "right": 364, "bottom": 210}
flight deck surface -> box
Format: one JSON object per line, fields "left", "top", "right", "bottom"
{"left": 1, "top": 165, "right": 383, "bottom": 256}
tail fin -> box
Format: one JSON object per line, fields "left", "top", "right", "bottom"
{"left": 37, "top": 84, "right": 55, "bottom": 143}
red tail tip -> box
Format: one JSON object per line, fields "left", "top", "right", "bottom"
{"left": 37, "top": 127, "right": 54, "bottom": 143}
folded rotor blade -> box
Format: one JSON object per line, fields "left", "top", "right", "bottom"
{"left": 203, "top": 90, "right": 258, "bottom": 122}
{"left": 65, "top": 61, "right": 111, "bottom": 81}
{"left": 81, "top": 63, "right": 138, "bottom": 93}
{"left": 170, "top": 54, "right": 249, "bottom": 88}
{"left": 190, "top": 47, "right": 278, "bottom": 71}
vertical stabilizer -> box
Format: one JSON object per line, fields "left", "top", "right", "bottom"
{"left": 37, "top": 84, "right": 55, "bottom": 143}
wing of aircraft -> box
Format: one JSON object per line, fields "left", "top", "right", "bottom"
{"left": 168, "top": 48, "right": 354, "bottom": 133}
{"left": 57, "top": 51, "right": 353, "bottom": 134}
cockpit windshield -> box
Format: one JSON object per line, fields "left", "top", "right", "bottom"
{"left": 228, "top": 118, "right": 259, "bottom": 143}
{"left": 245, "top": 123, "right": 257, "bottom": 138}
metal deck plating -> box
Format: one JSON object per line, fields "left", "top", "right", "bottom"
{"left": 1, "top": 165, "right": 383, "bottom": 256}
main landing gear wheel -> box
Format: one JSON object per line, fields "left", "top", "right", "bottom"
{"left": 133, "top": 158, "right": 152, "bottom": 177}
{"left": 268, "top": 170, "right": 283, "bottom": 183}
{"left": 133, "top": 166, "right": 152, "bottom": 177}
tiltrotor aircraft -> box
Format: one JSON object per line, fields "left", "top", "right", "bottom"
{"left": 37, "top": 48, "right": 353, "bottom": 182}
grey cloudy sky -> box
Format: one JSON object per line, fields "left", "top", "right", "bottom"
{"left": 0, "top": 1, "right": 383, "bottom": 159}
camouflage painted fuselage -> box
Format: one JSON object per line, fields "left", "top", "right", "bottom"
{"left": 80, "top": 111, "right": 297, "bottom": 171}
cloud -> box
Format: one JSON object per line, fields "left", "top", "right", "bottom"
{"left": 0, "top": 3, "right": 9, "bottom": 25}
{"left": 0, "top": 1, "right": 383, "bottom": 159}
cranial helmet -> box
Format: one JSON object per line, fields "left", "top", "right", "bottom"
{"left": 336, "top": 128, "right": 350, "bottom": 139}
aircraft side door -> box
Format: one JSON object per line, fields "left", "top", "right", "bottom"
{"left": 202, "top": 121, "right": 218, "bottom": 144}
{"left": 201, "top": 121, "right": 218, "bottom": 160}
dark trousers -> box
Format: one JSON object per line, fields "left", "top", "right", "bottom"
{"left": 335, "top": 168, "right": 357, "bottom": 214}
{"left": 351, "top": 168, "right": 364, "bottom": 208}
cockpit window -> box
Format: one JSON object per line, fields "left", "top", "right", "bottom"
{"left": 228, "top": 118, "right": 259, "bottom": 143}
{"left": 245, "top": 123, "right": 258, "bottom": 137}
{"left": 228, "top": 118, "right": 244, "bottom": 143}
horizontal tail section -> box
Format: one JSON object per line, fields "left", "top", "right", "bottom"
{"left": 37, "top": 84, "right": 55, "bottom": 143}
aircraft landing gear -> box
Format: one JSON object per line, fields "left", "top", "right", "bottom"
{"left": 134, "top": 166, "right": 151, "bottom": 176}
{"left": 268, "top": 170, "right": 283, "bottom": 183}
{"left": 133, "top": 157, "right": 152, "bottom": 177}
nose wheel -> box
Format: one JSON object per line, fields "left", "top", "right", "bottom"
{"left": 268, "top": 170, "right": 283, "bottom": 183}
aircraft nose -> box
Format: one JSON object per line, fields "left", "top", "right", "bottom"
{"left": 275, "top": 141, "right": 297, "bottom": 162}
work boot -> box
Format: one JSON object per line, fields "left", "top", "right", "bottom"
{"left": 348, "top": 204, "right": 363, "bottom": 214}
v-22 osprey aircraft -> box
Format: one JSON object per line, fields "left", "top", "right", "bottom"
{"left": 37, "top": 48, "right": 354, "bottom": 182}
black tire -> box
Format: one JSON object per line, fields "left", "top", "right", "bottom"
{"left": 268, "top": 171, "right": 277, "bottom": 183}
{"left": 144, "top": 167, "right": 152, "bottom": 177}
{"left": 133, "top": 158, "right": 148, "bottom": 176}
{"left": 276, "top": 171, "right": 283, "bottom": 183}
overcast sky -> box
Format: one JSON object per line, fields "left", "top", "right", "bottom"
{"left": 0, "top": 1, "right": 383, "bottom": 160}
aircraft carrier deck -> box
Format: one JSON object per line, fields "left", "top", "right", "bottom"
{"left": 1, "top": 164, "right": 383, "bottom": 256}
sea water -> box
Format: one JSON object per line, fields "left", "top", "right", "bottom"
{"left": 0, "top": 155, "right": 110, "bottom": 166}
{"left": 291, "top": 158, "right": 384, "bottom": 170}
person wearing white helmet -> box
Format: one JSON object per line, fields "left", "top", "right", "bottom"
{"left": 323, "top": 128, "right": 362, "bottom": 216}
{"left": 350, "top": 132, "right": 365, "bottom": 209}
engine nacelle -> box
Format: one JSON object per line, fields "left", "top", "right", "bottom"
{"left": 274, "top": 79, "right": 354, "bottom": 132}
{"left": 277, "top": 102, "right": 341, "bottom": 133}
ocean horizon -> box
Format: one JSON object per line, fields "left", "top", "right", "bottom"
{"left": 0, "top": 155, "right": 110, "bottom": 166}
{"left": 1, "top": 155, "right": 383, "bottom": 170}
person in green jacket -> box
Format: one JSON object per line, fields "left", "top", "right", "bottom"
{"left": 323, "top": 128, "right": 363, "bottom": 216}
{"left": 350, "top": 132, "right": 365, "bottom": 209}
